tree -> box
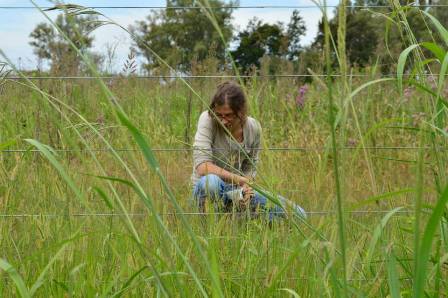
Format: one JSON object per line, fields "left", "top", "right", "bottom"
{"left": 312, "top": 6, "right": 378, "bottom": 68}
{"left": 130, "top": 0, "right": 235, "bottom": 73}
{"left": 231, "top": 10, "right": 306, "bottom": 73}
{"left": 287, "top": 10, "right": 307, "bottom": 60}
{"left": 345, "top": 11, "right": 378, "bottom": 66}
{"left": 29, "top": 13, "right": 99, "bottom": 74}
{"left": 231, "top": 18, "right": 288, "bottom": 72}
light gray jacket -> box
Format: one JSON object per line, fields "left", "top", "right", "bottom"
{"left": 191, "top": 111, "right": 262, "bottom": 185}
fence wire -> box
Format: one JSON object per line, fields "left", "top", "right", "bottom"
{"left": 0, "top": 276, "right": 414, "bottom": 284}
{"left": 1, "top": 4, "right": 447, "bottom": 9}
{"left": 0, "top": 209, "right": 415, "bottom": 219}
{"left": 4, "top": 73, "right": 444, "bottom": 79}
{"left": 1, "top": 146, "right": 446, "bottom": 154}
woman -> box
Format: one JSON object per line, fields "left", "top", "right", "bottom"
{"left": 191, "top": 81, "right": 306, "bottom": 220}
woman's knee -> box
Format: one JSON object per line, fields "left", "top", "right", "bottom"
{"left": 197, "top": 174, "right": 223, "bottom": 197}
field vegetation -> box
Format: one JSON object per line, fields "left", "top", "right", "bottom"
{"left": 0, "top": 0, "right": 448, "bottom": 297}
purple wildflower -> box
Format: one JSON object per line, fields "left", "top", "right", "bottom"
{"left": 403, "top": 86, "right": 414, "bottom": 101}
{"left": 412, "top": 112, "right": 425, "bottom": 127}
{"left": 428, "top": 75, "right": 437, "bottom": 90}
{"left": 96, "top": 114, "right": 105, "bottom": 125}
{"left": 296, "top": 84, "right": 309, "bottom": 108}
{"left": 347, "top": 138, "right": 357, "bottom": 147}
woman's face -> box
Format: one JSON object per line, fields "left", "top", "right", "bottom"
{"left": 213, "top": 103, "right": 238, "bottom": 129}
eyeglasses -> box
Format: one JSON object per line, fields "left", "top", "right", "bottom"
{"left": 214, "top": 111, "right": 236, "bottom": 121}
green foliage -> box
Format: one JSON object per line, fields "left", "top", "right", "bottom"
{"left": 1, "top": 70, "right": 448, "bottom": 296}
{"left": 231, "top": 18, "right": 287, "bottom": 73}
{"left": 130, "top": 0, "right": 235, "bottom": 73}
{"left": 311, "top": 3, "right": 445, "bottom": 72}
{"left": 0, "top": 259, "right": 30, "bottom": 298}
{"left": 287, "top": 10, "right": 307, "bottom": 61}
{"left": 345, "top": 10, "right": 379, "bottom": 67}
{"left": 2, "top": 1, "right": 448, "bottom": 297}
{"left": 231, "top": 10, "right": 306, "bottom": 73}
{"left": 313, "top": 7, "right": 378, "bottom": 68}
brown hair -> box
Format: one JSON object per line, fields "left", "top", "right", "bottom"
{"left": 208, "top": 81, "right": 248, "bottom": 125}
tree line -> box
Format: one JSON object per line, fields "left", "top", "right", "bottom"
{"left": 29, "top": 0, "right": 447, "bottom": 76}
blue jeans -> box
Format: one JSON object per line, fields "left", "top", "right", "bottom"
{"left": 192, "top": 174, "right": 307, "bottom": 220}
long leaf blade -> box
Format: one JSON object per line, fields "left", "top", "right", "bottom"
{"left": 24, "top": 139, "right": 86, "bottom": 205}
{"left": 0, "top": 259, "right": 31, "bottom": 298}
{"left": 397, "top": 44, "right": 419, "bottom": 93}
{"left": 413, "top": 184, "right": 448, "bottom": 298}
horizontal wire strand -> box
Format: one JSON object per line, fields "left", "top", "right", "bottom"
{"left": 4, "top": 73, "right": 443, "bottom": 79}
{"left": 1, "top": 146, "right": 446, "bottom": 153}
{"left": 0, "top": 4, "right": 447, "bottom": 9}
{"left": 0, "top": 276, "right": 414, "bottom": 283}
{"left": 0, "top": 209, "right": 415, "bottom": 219}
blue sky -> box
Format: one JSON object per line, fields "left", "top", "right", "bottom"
{"left": 0, "top": 0, "right": 338, "bottom": 71}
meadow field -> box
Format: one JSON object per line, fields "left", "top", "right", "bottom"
{"left": 0, "top": 74, "right": 446, "bottom": 296}
{"left": 1, "top": 2, "right": 448, "bottom": 297}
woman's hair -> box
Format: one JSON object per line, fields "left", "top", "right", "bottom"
{"left": 209, "top": 81, "right": 248, "bottom": 124}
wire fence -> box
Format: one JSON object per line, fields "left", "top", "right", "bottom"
{"left": 0, "top": 276, "right": 414, "bottom": 284}
{"left": 1, "top": 146, "right": 446, "bottom": 154}
{"left": 0, "top": 209, "right": 416, "bottom": 219}
{"left": 4, "top": 73, "right": 444, "bottom": 79}
{"left": 0, "top": 2, "right": 441, "bottom": 226}
{"left": 1, "top": 4, "right": 447, "bottom": 9}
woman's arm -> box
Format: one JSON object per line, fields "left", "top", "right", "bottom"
{"left": 196, "top": 161, "right": 249, "bottom": 186}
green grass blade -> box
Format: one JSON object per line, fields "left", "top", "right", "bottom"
{"left": 420, "top": 42, "right": 446, "bottom": 62}
{"left": 110, "top": 265, "right": 149, "bottom": 298}
{"left": 320, "top": 3, "right": 347, "bottom": 293}
{"left": 115, "top": 110, "right": 220, "bottom": 297}
{"left": 413, "top": 184, "right": 448, "bottom": 298}
{"left": 428, "top": 252, "right": 448, "bottom": 282}
{"left": 24, "top": 139, "right": 86, "bottom": 205}
{"left": 111, "top": 272, "right": 189, "bottom": 298}
{"left": 409, "top": 79, "right": 441, "bottom": 98}
{"left": 95, "top": 174, "right": 208, "bottom": 297}
{"left": 0, "top": 138, "right": 17, "bottom": 150}
{"left": 278, "top": 288, "right": 300, "bottom": 298}
{"left": 335, "top": 77, "right": 394, "bottom": 129}
{"left": 0, "top": 259, "right": 31, "bottom": 298}
{"left": 387, "top": 249, "right": 401, "bottom": 298}
{"left": 266, "top": 244, "right": 303, "bottom": 294}
{"left": 437, "top": 52, "right": 448, "bottom": 97}
{"left": 29, "top": 239, "right": 73, "bottom": 295}
{"left": 397, "top": 44, "right": 420, "bottom": 93}
{"left": 93, "top": 186, "right": 114, "bottom": 209}
{"left": 422, "top": 11, "right": 448, "bottom": 47}
{"left": 365, "top": 207, "right": 404, "bottom": 272}
{"left": 353, "top": 188, "right": 415, "bottom": 208}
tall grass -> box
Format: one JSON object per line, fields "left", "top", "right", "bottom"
{"left": 0, "top": 0, "right": 447, "bottom": 296}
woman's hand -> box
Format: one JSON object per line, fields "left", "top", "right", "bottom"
{"left": 239, "top": 183, "right": 254, "bottom": 209}
{"left": 235, "top": 175, "right": 249, "bottom": 186}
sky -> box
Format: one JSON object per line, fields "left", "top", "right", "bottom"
{"left": 0, "top": 0, "right": 338, "bottom": 71}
